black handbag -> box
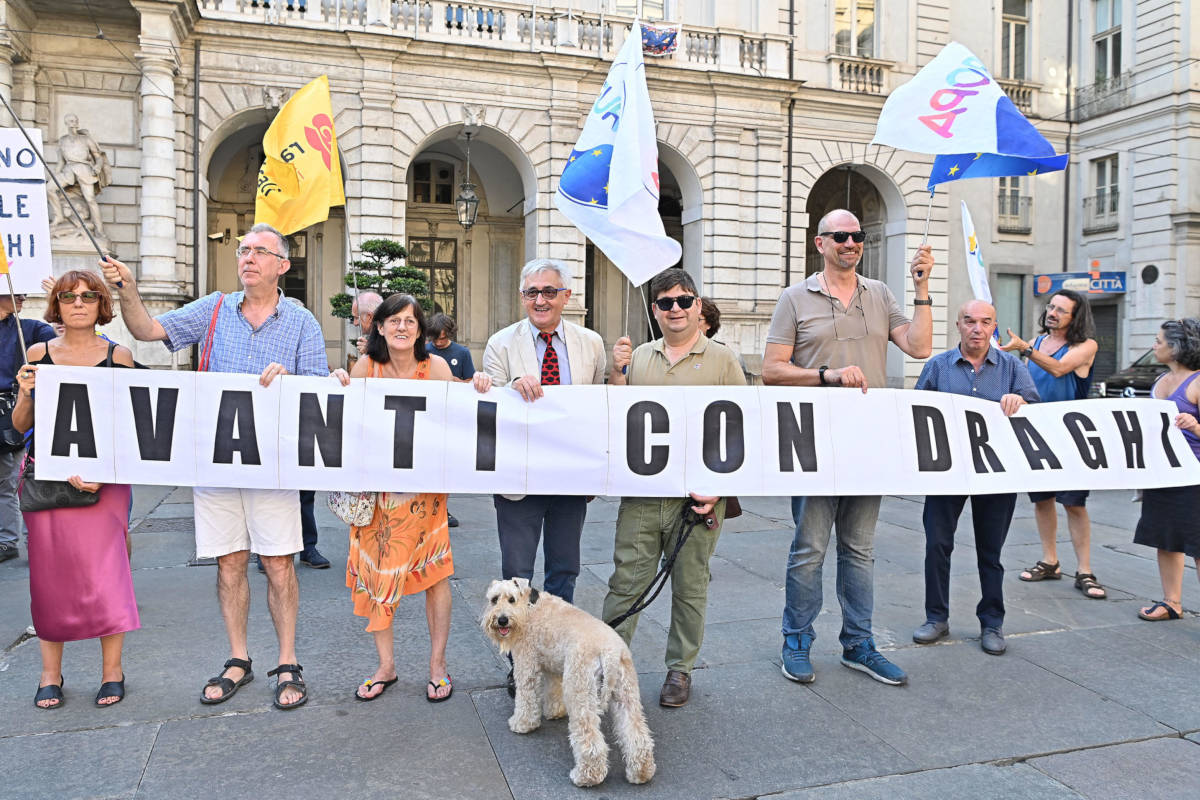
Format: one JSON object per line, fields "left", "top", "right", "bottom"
{"left": 18, "top": 455, "right": 101, "bottom": 512}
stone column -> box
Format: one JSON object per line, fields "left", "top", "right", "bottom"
{"left": 134, "top": 45, "right": 179, "bottom": 291}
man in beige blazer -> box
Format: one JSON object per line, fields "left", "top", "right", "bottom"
{"left": 483, "top": 258, "right": 605, "bottom": 693}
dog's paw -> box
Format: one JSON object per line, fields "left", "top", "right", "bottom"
{"left": 570, "top": 764, "right": 607, "bottom": 788}
{"left": 625, "top": 758, "right": 656, "bottom": 784}
{"left": 543, "top": 699, "right": 567, "bottom": 720}
{"left": 508, "top": 714, "right": 541, "bottom": 734}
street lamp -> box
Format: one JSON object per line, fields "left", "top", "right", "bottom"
{"left": 455, "top": 131, "right": 479, "bottom": 230}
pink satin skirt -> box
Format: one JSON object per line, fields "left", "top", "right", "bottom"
{"left": 26, "top": 483, "right": 140, "bottom": 643}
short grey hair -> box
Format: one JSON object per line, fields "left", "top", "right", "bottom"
{"left": 354, "top": 290, "right": 383, "bottom": 315}
{"left": 248, "top": 222, "right": 288, "bottom": 259}
{"left": 519, "top": 258, "right": 572, "bottom": 289}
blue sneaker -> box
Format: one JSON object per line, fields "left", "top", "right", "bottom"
{"left": 781, "top": 633, "right": 815, "bottom": 683}
{"left": 841, "top": 639, "right": 907, "bottom": 685}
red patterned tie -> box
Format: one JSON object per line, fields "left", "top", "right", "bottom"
{"left": 539, "top": 332, "right": 561, "bottom": 385}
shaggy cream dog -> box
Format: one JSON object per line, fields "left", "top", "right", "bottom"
{"left": 481, "top": 578, "right": 656, "bottom": 787}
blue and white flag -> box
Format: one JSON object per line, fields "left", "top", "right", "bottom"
{"left": 960, "top": 201, "right": 992, "bottom": 304}
{"left": 870, "top": 41, "right": 1067, "bottom": 188}
{"left": 555, "top": 21, "right": 681, "bottom": 286}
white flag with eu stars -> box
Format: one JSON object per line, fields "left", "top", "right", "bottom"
{"left": 554, "top": 21, "right": 681, "bottom": 286}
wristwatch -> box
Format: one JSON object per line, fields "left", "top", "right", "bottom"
{"left": 1021, "top": 347, "right": 1033, "bottom": 359}
{"left": 913, "top": 298, "right": 933, "bottom": 306}
{"left": 818, "top": 365, "right": 830, "bottom": 385}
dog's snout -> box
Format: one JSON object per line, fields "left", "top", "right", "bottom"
{"left": 497, "top": 614, "right": 509, "bottom": 627}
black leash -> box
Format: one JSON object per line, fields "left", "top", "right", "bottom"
{"left": 606, "top": 502, "right": 713, "bottom": 630}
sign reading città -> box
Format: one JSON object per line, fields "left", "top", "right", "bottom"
{"left": 31, "top": 367, "right": 1200, "bottom": 497}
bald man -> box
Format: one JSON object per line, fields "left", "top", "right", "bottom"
{"left": 351, "top": 291, "right": 383, "bottom": 355}
{"left": 913, "top": 300, "right": 1039, "bottom": 655}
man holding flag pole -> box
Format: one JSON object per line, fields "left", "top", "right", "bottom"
{"left": 101, "top": 75, "right": 345, "bottom": 711}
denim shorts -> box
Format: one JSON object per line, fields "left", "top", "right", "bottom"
{"left": 1027, "top": 489, "right": 1089, "bottom": 508}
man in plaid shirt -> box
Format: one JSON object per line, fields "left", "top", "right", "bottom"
{"left": 103, "top": 223, "right": 339, "bottom": 711}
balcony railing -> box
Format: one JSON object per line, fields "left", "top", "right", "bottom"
{"left": 997, "top": 194, "right": 1032, "bottom": 234}
{"left": 197, "top": 1, "right": 789, "bottom": 79}
{"left": 1082, "top": 190, "right": 1119, "bottom": 234}
{"left": 1072, "top": 72, "right": 1132, "bottom": 122}
{"left": 831, "top": 54, "right": 890, "bottom": 95}
{"left": 996, "top": 78, "right": 1035, "bottom": 115}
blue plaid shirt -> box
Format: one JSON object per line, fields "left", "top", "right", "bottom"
{"left": 158, "top": 290, "right": 328, "bottom": 376}
{"left": 916, "top": 345, "right": 1039, "bottom": 404}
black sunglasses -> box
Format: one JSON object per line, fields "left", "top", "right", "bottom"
{"left": 653, "top": 295, "right": 697, "bottom": 312}
{"left": 819, "top": 230, "right": 866, "bottom": 244}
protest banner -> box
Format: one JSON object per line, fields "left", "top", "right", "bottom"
{"left": 31, "top": 366, "right": 1200, "bottom": 497}
{"left": 0, "top": 128, "right": 54, "bottom": 293}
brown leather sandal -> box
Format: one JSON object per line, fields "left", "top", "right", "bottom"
{"left": 1074, "top": 572, "right": 1107, "bottom": 599}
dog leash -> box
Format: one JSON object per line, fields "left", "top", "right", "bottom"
{"left": 605, "top": 502, "right": 714, "bottom": 630}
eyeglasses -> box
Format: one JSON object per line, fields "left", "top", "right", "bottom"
{"left": 653, "top": 295, "right": 697, "bottom": 312}
{"left": 235, "top": 246, "right": 285, "bottom": 260}
{"left": 819, "top": 230, "right": 867, "bottom": 244}
{"left": 383, "top": 317, "right": 420, "bottom": 329}
{"left": 57, "top": 291, "right": 101, "bottom": 304}
{"left": 520, "top": 286, "right": 568, "bottom": 300}
{"left": 821, "top": 276, "right": 869, "bottom": 342}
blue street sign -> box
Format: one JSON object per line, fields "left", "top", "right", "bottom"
{"left": 1034, "top": 271, "right": 1126, "bottom": 296}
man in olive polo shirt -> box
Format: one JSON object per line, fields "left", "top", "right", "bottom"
{"left": 763, "top": 208, "right": 934, "bottom": 687}
{"left": 605, "top": 267, "right": 746, "bottom": 708}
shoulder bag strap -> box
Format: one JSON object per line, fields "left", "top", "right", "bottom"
{"left": 198, "top": 294, "right": 225, "bottom": 373}
{"left": 104, "top": 340, "right": 116, "bottom": 368}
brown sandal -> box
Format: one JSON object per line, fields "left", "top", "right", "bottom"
{"left": 1019, "top": 560, "right": 1062, "bottom": 582}
{"left": 1074, "top": 572, "right": 1107, "bottom": 599}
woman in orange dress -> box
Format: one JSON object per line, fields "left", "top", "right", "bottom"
{"left": 341, "top": 293, "right": 488, "bottom": 702}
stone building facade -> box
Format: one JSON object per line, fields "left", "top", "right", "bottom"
{"left": 3, "top": 0, "right": 1138, "bottom": 388}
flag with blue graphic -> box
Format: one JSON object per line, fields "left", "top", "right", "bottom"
{"left": 554, "top": 21, "right": 682, "bottom": 286}
{"left": 960, "top": 201, "right": 992, "bottom": 304}
{"left": 869, "top": 41, "right": 1067, "bottom": 189}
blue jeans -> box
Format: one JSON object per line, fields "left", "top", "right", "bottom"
{"left": 299, "top": 489, "right": 318, "bottom": 552}
{"left": 782, "top": 495, "right": 880, "bottom": 649}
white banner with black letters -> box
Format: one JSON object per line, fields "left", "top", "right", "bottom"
{"left": 31, "top": 366, "right": 1200, "bottom": 496}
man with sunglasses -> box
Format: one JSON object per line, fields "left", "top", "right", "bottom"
{"left": 103, "top": 222, "right": 336, "bottom": 711}
{"left": 763, "top": 208, "right": 934, "bottom": 687}
{"left": 482, "top": 258, "right": 605, "bottom": 694}
{"left": 606, "top": 268, "right": 746, "bottom": 707}
{"left": 0, "top": 293, "right": 55, "bottom": 563}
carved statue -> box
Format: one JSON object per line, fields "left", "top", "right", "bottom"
{"left": 47, "top": 114, "right": 112, "bottom": 240}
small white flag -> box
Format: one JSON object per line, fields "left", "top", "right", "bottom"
{"left": 961, "top": 200, "right": 992, "bottom": 303}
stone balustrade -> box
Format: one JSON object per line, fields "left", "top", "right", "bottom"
{"left": 196, "top": 0, "right": 790, "bottom": 79}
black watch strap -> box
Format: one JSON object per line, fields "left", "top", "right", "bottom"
{"left": 913, "top": 298, "right": 933, "bottom": 306}
{"left": 819, "top": 365, "right": 829, "bottom": 385}
{"left": 1021, "top": 347, "right": 1033, "bottom": 359}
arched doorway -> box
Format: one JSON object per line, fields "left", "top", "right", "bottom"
{"left": 204, "top": 118, "right": 346, "bottom": 364}
{"left": 804, "top": 164, "right": 909, "bottom": 386}
{"left": 584, "top": 144, "right": 701, "bottom": 347}
{"left": 405, "top": 125, "right": 532, "bottom": 354}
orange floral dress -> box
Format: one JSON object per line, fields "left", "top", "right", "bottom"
{"left": 346, "top": 357, "right": 452, "bottom": 632}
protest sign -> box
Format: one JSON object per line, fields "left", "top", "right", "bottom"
{"left": 0, "top": 128, "right": 54, "bottom": 293}
{"left": 31, "top": 366, "right": 1200, "bottom": 497}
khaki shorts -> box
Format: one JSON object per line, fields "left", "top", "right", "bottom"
{"left": 194, "top": 487, "right": 303, "bottom": 558}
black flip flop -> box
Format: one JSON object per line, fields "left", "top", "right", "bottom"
{"left": 1138, "top": 600, "right": 1182, "bottom": 621}
{"left": 354, "top": 676, "right": 398, "bottom": 702}
{"left": 96, "top": 676, "right": 125, "bottom": 706}
{"left": 427, "top": 675, "right": 453, "bottom": 703}
{"left": 200, "top": 657, "right": 254, "bottom": 705}
{"left": 34, "top": 675, "right": 64, "bottom": 709}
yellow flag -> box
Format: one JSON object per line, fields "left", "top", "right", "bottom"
{"left": 254, "top": 75, "right": 346, "bottom": 236}
{"left": 0, "top": 242, "right": 8, "bottom": 275}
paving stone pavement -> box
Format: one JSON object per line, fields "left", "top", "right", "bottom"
{"left": 1, "top": 488, "right": 1198, "bottom": 799}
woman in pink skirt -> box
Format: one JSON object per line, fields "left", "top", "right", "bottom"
{"left": 12, "top": 270, "right": 138, "bottom": 709}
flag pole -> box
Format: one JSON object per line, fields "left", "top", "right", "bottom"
{"left": 0, "top": 93, "right": 109, "bottom": 263}
{"left": 4, "top": 273, "right": 29, "bottom": 365}
{"left": 921, "top": 188, "right": 934, "bottom": 244}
